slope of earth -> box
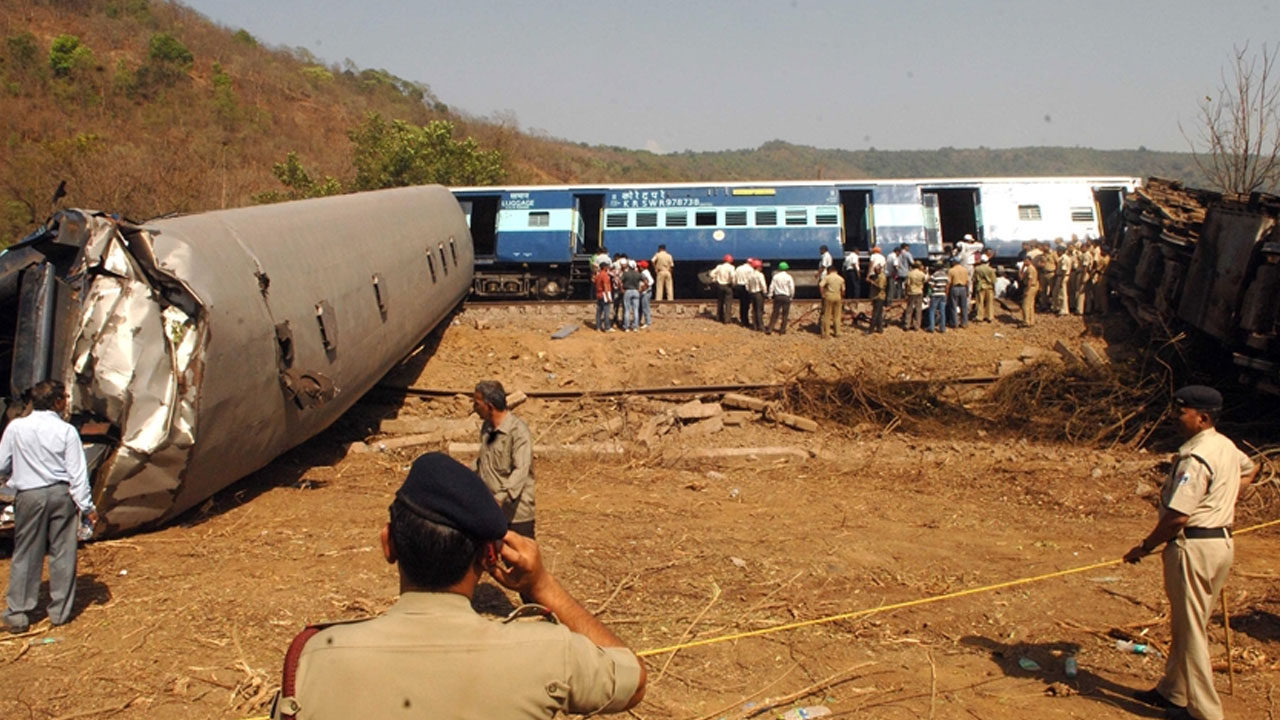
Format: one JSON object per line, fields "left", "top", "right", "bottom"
{"left": 3, "top": 301, "right": 1279, "bottom": 720}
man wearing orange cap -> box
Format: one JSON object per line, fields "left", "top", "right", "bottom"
{"left": 710, "top": 255, "right": 735, "bottom": 324}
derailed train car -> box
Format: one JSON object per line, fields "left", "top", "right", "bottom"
{"left": 0, "top": 185, "right": 472, "bottom": 536}
{"left": 1107, "top": 177, "right": 1280, "bottom": 392}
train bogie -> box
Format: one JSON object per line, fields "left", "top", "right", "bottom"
{"left": 0, "top": 185, "right": 472, "bottom": 536}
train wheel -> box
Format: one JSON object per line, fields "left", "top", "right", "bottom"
{"left": 536, "top": 276, "right": 570, "bottom": 300}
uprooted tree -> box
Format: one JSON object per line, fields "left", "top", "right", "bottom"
{"left": 1184, "top": 43, "right": 1280, "bottom": 195}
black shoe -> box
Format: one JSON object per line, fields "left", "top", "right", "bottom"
{"left": 1133, "top": 688, "right": 1184, "bottom": 711}
{"left": 5, "top": 622, "right": 29, "bottom": 634}
{"left": 1165, "top": 709, "right": 1194, "bottom": 720}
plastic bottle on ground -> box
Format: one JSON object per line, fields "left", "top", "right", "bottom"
{"left": 1064, "top": 655, "right": 1078, "bottom": 678}
{"left": 778, "top": 707, "right": 831, "bottom": 720}
{"left": 1115, "top": 639, "right": 1150, "bottom": 655}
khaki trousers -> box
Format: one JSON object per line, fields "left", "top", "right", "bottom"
{"left": 1021, "top": 286, "right": 1037, "bottom": 326}
{"left": 1158, "top": 537, "right": 1232, "bottom": 720}
{"left": 820, "top": 297, "right": 841, "bottom": 336}
{"left": 655, "top": 270, "right": 673, "bottom": 301}
{"left": 975, "top": 287, "right": 994, "bottom": 321}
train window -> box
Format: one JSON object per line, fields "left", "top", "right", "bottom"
{"left": 755, "top": 209, "right": 777, "bottom": 226}
{"left": 606, "top": 212, "right": 628, "bottom": 228}
{"left": 449, "top": 237, "right": 458, "bottom": 264}
{"left": 528, "top": 212, "right": 550, "bottom": 227}
{"left": 439, "top": 245, "right": 449, "bottom": 275}
{"left": 427, "top": 253, "right": 437, "bottom": 283}
{"left": 1018, "top": 205, "right": 1043, "bottom": 221}
{"left": 665, "top": 211, "right": 687, "bottom": 227}
{"left": 785, "top": 208, "right": 807, "bottom": 226}
{"left": 815, "top": 208, "right": 839, "bottom": 225}
{"left": 725, "top": 210, "right": 748, "bottom": 226}
{"left": 695, "top": 210, "right": 718, "bottom": 226}
{"left": 1070, "top": 207, "right": 1095, "bottom": 222}
{"left": 636, "top": 211, "right": 658, "bottom": 228}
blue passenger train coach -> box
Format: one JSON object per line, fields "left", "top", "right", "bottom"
{"left": 454, "top": 177, "right": 1140, "bottom": 299}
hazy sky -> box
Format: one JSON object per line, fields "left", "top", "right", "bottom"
{"left": 184, "top": 0, "right": 1275, "bottom": 154}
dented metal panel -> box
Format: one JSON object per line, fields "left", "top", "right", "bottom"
{"left": 1, "top": 185, "right": 472, "bottom": 535}
{"left": 1178, "top": 206, "right": 1276, "bottom": 342}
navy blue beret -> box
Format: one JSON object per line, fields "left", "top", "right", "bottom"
{"left": 1173, "top": 385, "right": 1223, "bottom": 412}
{"left": 395, "top": 452, "right": 508, "bottom": 541}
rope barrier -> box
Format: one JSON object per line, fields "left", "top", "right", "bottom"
{"left": 235, "top": 517, "right": 1280, "bottom": 720}
{"left": 635, "top": 516, "right": 1280, "bottom": 657}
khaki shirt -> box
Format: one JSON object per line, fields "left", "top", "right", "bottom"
{"left": 973, "top": 264, "right": 997, "bottom": 291}
{"left": 1161, "top": 427, "right": 1255, "bottom": 529}
{"left": 819, "top": 271, "right": 845, "bottom": 300}
{"left": 652, "top": 250, "right": 674, "bottom": 274}
{"left": 904, "top": 268, "right": 928, "bottom": 296}
{"left": 946, "top": 264, "right": 969, "bottom": 289}
{"left": 1021, "top": 262, "right": 1039, "bottom": 290}
{"left": 286, "top": 593, "right": 642, "bottom": 720}
{"left": 868, "top": 272, "right": 887, "bottom": 301}
{"left": 477, "top": 413, "right": 535, "bottom": 524}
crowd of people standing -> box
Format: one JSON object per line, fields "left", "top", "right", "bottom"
{"left": 589, "top": 236, "right": 1111, "bottom": 336}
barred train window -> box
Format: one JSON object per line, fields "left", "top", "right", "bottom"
{"left": 528, "top": 212, "right": 550, "bottom": 227}
{"left": 636, "top": 212, "right": 658, "bottom": 228}
{"left": 695, "top": 210, "right": 718, "bottom": 227}
{"left": 755, "top": 209, "right": 777, "bottom": 226}
{"left": 785, "top": 208, "right": 807, "bottom": 226}
{"left": 1070, "top": 207, "right": 1095, "bottom": 223}
{"left": 814, "top": 208, "right": 839, "bottom": 225}
{"left": 606, "top": 212, "right": 628, "bottom": 228}
{"left": 725, "top": 210, "right": 748, "bottom": 226}
{"left": 665, "top": 211, "right": 687, "bottom": 227}
{"left": 1018, "top": 205, "right": 1043, "bottom": 221}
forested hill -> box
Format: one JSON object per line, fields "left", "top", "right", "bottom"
{"left": 1, "top": 0, "right": 1206, "bottom": 246}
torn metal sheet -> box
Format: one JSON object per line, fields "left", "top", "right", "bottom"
{"left": 1, "top": 185, "right": 473, "bottom": 535}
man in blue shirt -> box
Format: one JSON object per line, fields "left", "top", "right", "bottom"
{"left": 1, "top": 380, "right": 97, "bottom": 632}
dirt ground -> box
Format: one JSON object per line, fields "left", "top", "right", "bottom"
{"left": 4, "top": 299, "right": 1280, "bottom": 720}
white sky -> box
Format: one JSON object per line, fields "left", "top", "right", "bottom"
{"left": 183, "top": 0, "right": 1278, "bottom": 154}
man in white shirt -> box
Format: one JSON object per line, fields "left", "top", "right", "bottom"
{"left": 734, "top": 258, "right": 755, "bottom": 327}
{"left": 841, "top": 250, "right": 862, "bottom": 299}
{"left": 817, "top": 245, "right": 833, "bottom": 280}
{"left": 765, "top": 262, "right": 795, "bottom": 335}
{"left": 710, "top": 255, "right": 735, "bottom": 324}
{"left": 1, "top": 380, "right": 97, "bottom": 632}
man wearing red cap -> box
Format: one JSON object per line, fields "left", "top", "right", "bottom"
{"left": 710, "top": 255, "right": 735, "bottom": 324}
{"left": 273, "top": 453, "right": 645, "bottom": 720}
{"left": 1125, "top": 386, "right": 1258, "bottom": 720}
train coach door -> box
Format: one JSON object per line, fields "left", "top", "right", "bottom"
{"left": 921, "top": 186, "right": 980, "bottom": 254}
{"left": 839, "top": 190, "right": 872, "bottom": 252}
{"left": 573, "top": 193, "right": 604, "bottom": 255}
{"left": 1093, "top": 186, "right": 1126, "bottom": 243}
{"left": 460, "top": 195, "right": 500, "bottom": 257}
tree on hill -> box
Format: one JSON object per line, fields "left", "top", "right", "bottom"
{"left": 1183, "top": 44, "right": 1280, "bottom": 194}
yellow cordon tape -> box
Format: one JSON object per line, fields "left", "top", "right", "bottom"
{"left": 634, "top": 516, "right": 1280, "bottom": 658}
{"left": 235, "top": 518, "right": 1280, "bottom": 719}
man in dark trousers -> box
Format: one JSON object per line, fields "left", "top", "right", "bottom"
{"left": 1, "top": 380, "right": 98, "bottom": 632}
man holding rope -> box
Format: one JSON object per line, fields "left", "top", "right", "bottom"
{"left": 1124, "top": 386, "right": 1259, "bottom": 720}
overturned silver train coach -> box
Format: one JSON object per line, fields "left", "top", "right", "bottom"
{"left": 0, "top": 185, "right": 473, "bottom": 536}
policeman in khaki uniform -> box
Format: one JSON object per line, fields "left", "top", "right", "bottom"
{"left": 273, "top": 453, "right": 645, "bottom": 720}
{"left": 1125, "top": 386, "right": 1258, "bottom": 720}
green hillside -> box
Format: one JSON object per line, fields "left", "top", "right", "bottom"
{"left": 1, "top": 0, "right": 1209, "bottom": 246}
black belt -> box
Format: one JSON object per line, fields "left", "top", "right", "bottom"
{"left": 1183, "top": 526, "right": 1232, "bottom": 539}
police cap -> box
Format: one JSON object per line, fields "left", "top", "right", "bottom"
{"left": 395, "top": 452, "right": 508, "bottom": 541}
{"left": 1173, "top": 385, "right": 1223, "bottom": 413}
